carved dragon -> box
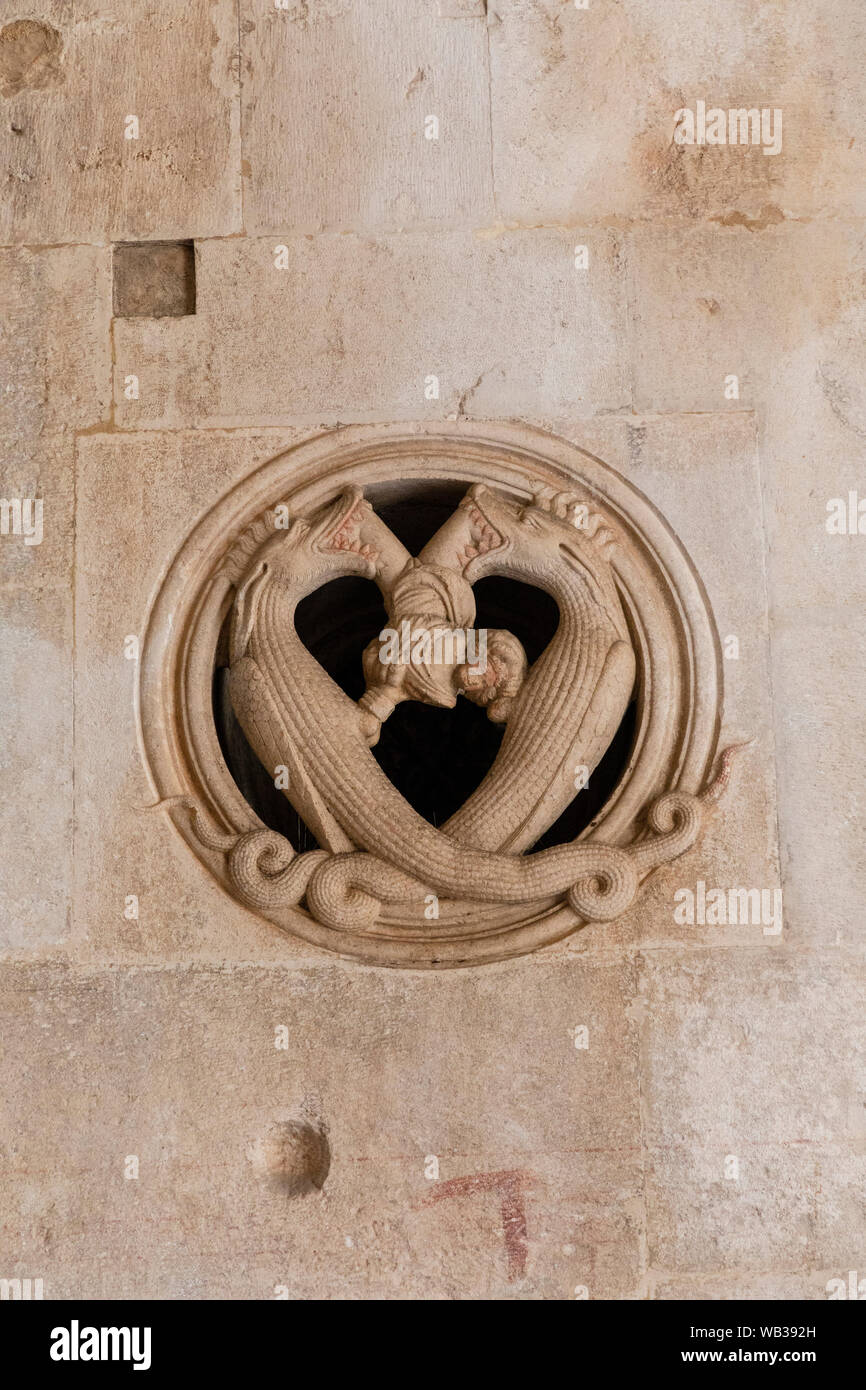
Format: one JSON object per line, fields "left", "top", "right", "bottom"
{"left": 174, "top": 484, "right": 740, "bottom": 935}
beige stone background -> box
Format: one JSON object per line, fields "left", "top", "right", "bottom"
{"left": 0, "top": 0, "right": 863, "bottom": 1299}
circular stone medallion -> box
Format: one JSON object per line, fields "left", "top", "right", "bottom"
{"left": 139, "top": 422, "right": 726, "bottom": 967}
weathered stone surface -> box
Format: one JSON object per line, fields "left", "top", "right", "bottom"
{"left": 628, "top": 225, "right": 772, "bottom": 415}
{"left": 0, "top": 958, "right": 642, "bottom": 1298}
{"left": 753, "top": 225, "right": 866, "bottom": 620}
{"left": 0, "top": 427, "right": 75, "bottom": 955}
{"left": 113, "top": 229, "right": 629, "bottom": 427}
{"left": 652, "top": 1272, "right": 858, "bottom": 1302}
{"left": 770, "top": 615, "right": 865, "bottom": 949}
{"left": 0, "top": 433, "right": 73, "bottom": 593}
{"left": 762, "top": 362, "right": 866, "bottom": 616}
{"left": 749, "top": 226, "right": 866, "bottom": 948}
{"left": 646, "top": 1143, "right": 865, "bottom": 1275}
{"left": 0, "top": 0, "right": 240, "bottom": 244}
{"left": 0, "top": 18, "right": 64, "bottom": 100}
{"left": 439, "top": 0, "right": 489, "bottom": 16}
{"left": 0, "top": 587, "right": 71, "bottom": 951}
{"left": 438, "top": 1, "right": 487, "bottom": 17}
{"left": 241, "top": 0, "right": 494, "bottom": 234}
{"left": 73, "top": 430, "right": 310, "bottom": 964}
{"left": 0, "top": 244, "right": 111, "bottom": 435}
{"left": 642, "top": 949, "right": 865, "bottom": 1275}
{"left": 639, "top": 950, "right": 866, "bottom": 1151}
{"left": 488, "top": 0, "right": 866, "bottom": 225}
{"left": 629, "top": 222, "right": 865, "bottom": 416}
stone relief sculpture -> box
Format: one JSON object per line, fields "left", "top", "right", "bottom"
{"left": 140, "top": 422, "right": 745, "bottom": 966}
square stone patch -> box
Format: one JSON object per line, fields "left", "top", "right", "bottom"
{"left": 113, "top": 241, "right": 196, "bottom": 319}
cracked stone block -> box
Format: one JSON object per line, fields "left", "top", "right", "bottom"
{"left": 113, "top": 241, "right": 196, "bottom": 319}
{"left": 112, "top": 229, "right": 630, "bottom": 427}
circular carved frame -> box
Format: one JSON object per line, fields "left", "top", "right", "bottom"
{"left": 139, "top": 421, "right": 723, "bottom": 967}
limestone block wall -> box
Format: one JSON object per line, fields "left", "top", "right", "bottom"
{"left": 0, "top": 0, "right": 863, "bottom": 1299}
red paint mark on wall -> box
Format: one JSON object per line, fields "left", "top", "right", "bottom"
{"left": 421, "top": 1169, "right": 532, "bottom": 1281}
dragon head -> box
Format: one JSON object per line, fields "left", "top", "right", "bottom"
{"left": 465, "top": 480, "right": 614, "bottom": 565}
{"left": 261, "top": 487, "right": 380, "bottom": 590}
{"left": 229, "top": 489, "right": 392, "bottom": 664}
{"left": 443, "top": 482, "right": 629, "bottom": 642}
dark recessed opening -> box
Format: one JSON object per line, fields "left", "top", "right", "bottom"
{"left": 112, "top": 240, "right": 196, "bottom": 318}
{"left": 213, "top": 489, "right": 637, "bottom": 855}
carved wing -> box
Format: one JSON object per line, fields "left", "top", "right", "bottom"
{"left": 228, "top": 655, "right": 355, "bottom": 854}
